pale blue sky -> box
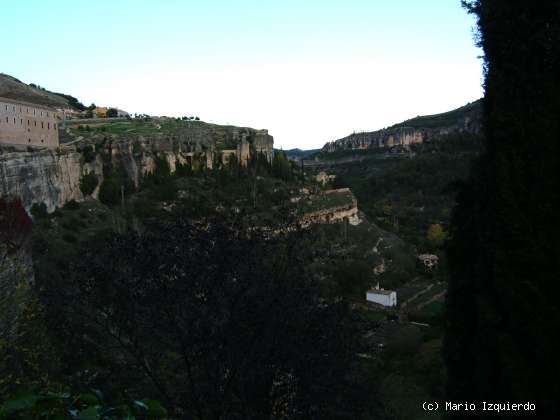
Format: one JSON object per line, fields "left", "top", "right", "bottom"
{"left": 1, "top": 0, "right": 482, "bottom": 149}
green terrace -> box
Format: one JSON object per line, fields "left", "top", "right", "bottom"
{"left": 63, "top": 118, "right": 208, "bottom": 140}
{"left": 298, "top": 189, "right": 356, "bottom": 214}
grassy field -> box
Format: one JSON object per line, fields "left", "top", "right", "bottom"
{"left": 63, "top": 118, "right": 210, "bottom": 142}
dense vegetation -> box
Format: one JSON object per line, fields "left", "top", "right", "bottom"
{"left": 445, "top": 0, "right": 560, "bottom": 417}
{"left": 3, "top": 151, "right": 415, "bottom": 418}
{"left": 6, "top": 1, "right": 556, "bottom": 416}
{"left": 35, "top": 220, "right": 374, "bottom": 418}
{"left": 330, "top": 134, "right": 482, "bottom": 253}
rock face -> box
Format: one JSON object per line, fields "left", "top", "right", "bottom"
{"left": 298, "top": 188, "right": 361, "bottom": 227}
{"left": 0, "top": 122, "right": 275, "bottom": 213}
{"left": 0, "top": 150, "right": 84, "bottom": 212}
{"left": 323, "top": 100, "right": 482, "bottom": 152}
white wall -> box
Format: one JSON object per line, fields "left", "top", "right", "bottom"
{"left": 366, "top": 291, "right": 397, "bottom": 307}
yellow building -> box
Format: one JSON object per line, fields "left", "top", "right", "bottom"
{"left": 93, "top": 107, "right": 108, "bottom": 118}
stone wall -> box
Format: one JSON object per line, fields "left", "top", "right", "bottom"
{"left": 0, "top": 97, "right": 59, "bottom": 149}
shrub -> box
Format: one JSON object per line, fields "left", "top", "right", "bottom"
{"left": 98, "top": 177, "right": 121, "bottom": 206}
{"left": 80, "top": 172, "right": 99, "bottom": 196}
{"left": 150, "top": 180, "right": 177, "bottom": 202}
{"left": 175, "top": 161, "right": 192, "bottom": 177}
{"left": 0, "top": 390, "right": 167, "bottom": 419}
{"left": 82, "top": 145, "right": 96, "bottom": 163}
{"left": 30, "top": 202, "right": 48, "bottom": 219}
{"left": 62, "top": 217, "right": 85, "bottom": 231}
{"left": 62, "top": 233, "right": 77, "bottom": 243}
{"left": 63, "top": 200, "right": 80, "bottom": 211}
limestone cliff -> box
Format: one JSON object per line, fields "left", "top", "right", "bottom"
{"left": 0, "top": 120, "right": 274, "bottom": 213}
{"left": 296, "top": 188, "right": 361, "bottom": 227}
{"left": 323, "top": 100, "right": 482, "bottom": 152}
{"left": 0, "top": 150, "right": 84, "bottom": 212}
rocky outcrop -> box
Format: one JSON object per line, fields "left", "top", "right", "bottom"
{"left": 298, "top": 188, "right": 361, "bottom": 227}
{"left": 0, "top": 150, "right": 84, "bottom": 212}
{"left": 0, "top": 122, "right": 275, "bottom": 213}
{"left": 323, "top": 100, "right": 482, "bottom": 152}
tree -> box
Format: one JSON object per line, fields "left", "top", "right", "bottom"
{"left": 272, "top": 150, "right": 291, "bottom": 181}
{"left": 106, "top": 108, "right": 118, "bottom": 118}
{"left": 97, "top": 176, "right": 120, "bottom": 206}
{"left": 446, "top": 1, "right": 560, "bottom": 416}
{"left": 98, "top": 164, "right": 134, "bottom": 206}
{"left": 85, "top": 103, "right": 96, "bottom": 119}
{"left": 79, "top": 172, "right": 99, "bottom": 197}
{"left": 40, "top": 221, "right": 369, "bottom": 418}
{"left": 0, "top": 197, "right": 43, "bottom": 399}
{"left": 0, "top": 197, "right": 32, "bottom": 261}
{"left": 426, "top": 223, "right": 445, "bottom": 248}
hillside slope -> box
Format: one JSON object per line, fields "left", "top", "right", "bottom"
{"left": 0, "top": 73, "right": 82, "bottom": 110}
{"left": 323, "top": 99, "right": 482, "bottom": 152}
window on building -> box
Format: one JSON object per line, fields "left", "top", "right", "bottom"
{"left": 34, "top": 121, "right": 37, "bottom": 126}
{"left": 28, "top": 139, "right": 31, "bottom": 143}
{"left": 48, "top": 123, "right": 50, "bottom": 130}
{"left": 41, "top": 122, "right": 44, "bottom": 129}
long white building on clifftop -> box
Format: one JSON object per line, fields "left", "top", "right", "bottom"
{"left": 0, "top": 97, "right": 60, "bottom": 149}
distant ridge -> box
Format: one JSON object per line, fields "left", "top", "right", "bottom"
{"left": 323, "top": 99, "right": 482, "bottom": 152}
{"left": 284, "top": 148, "right": 320, "bottom": 160}
{"left": 389, "top": 100, "right": 482, "bottom": 130}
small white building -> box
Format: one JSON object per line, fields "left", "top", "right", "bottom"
{"left": 116, "top": 109, "right": 130, "bottom": 118}
{"left": 366, "top": 284, "right": 397, "bottom": 307}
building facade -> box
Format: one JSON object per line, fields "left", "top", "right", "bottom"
{"left": 366, "top": 287, "right": 397, "bottom": 307}
{"left": 0, "top": 97, "right": 59, "bottom": 148}
{"left": 92, "top": 107, "right": 108, "bottom": 118}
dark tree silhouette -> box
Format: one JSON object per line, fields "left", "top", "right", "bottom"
{"left": 41, "top": 220, "right": 369, "bottom": 419}
{"left": 0, "top": 197, "right": 32, "bottom": 259}
{"left": 446, "top": 1, "right": 560, "bottom": 416}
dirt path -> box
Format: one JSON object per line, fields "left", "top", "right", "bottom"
{"left": 417, "top": 290, "right": 446, "bottom": 310}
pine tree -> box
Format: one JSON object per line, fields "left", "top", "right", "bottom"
{"left": 445, "top": 1, "right": 560, "bottom": 416}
